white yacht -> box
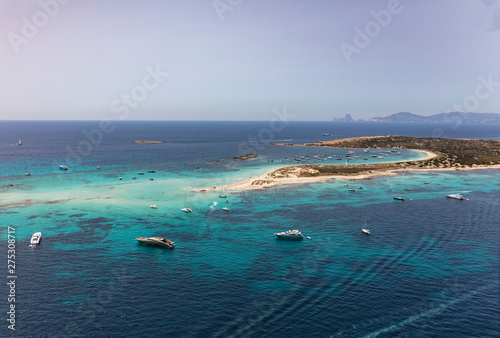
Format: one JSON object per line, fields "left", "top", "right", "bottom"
{"left": 447, "top": 194, "right": 464, "bottom": 200}
{"left": 59, "top": 165, "right": 68, "bottom": 170}
{"left": 136, "top": 237, "right": 175, "bottom": 249}
{"left": 30, "top": 232, "right": 42, "bottom": 245}
{"left": 274, "top": 229, "right": 304, "bottom": 241}
{"left": 150, "top": 205, "right": 158, "bottom": 209}
{"left": 393, "top": 196, "right": 405, "bottom": 201}
{"left": 222, "top": 207, "right": 230, "bottom": 212}
{"left": 181, "top": 207, "right": 192, "bottom": 213}
{"left": 362, "top": 228, "right": 371, "bottom": 235}
{"left": 17, "top": 139, "right": 22, "bottom": 145}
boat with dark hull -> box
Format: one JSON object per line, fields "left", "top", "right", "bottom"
{"left": 136, "top": 237, "right": 175, "bottom": 249}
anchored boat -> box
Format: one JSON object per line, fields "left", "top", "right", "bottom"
{"left": 136, "top": 237, "right": 175, "bottom": 249}
{"left": 30, "top": 232, "right": 42, "bottom": 245}
{"left": 274, "top": 229, "right": 304, "bottom": 241}
{"left": 447, "top": 194, "right": 464, "bottom": 200}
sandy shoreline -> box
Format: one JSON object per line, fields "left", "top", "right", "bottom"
{"left": 200, "top": 149, "right": 500, "bottom": 192}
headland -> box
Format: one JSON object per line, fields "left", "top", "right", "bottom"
{"left": 202, "top": 135, "right": 500, "bottom": 191}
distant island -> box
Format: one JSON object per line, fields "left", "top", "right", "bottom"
{"left": 333, "top": 112, "right": 500, "bottom": 123}
{"left": 205, "top": 136, "right": 500, "bottom": 191}
{"left": 233, "top": 153, "right": 258, "bottom": 160}
{"left": 131, "top": 140, "right": 166, "bottom": 144}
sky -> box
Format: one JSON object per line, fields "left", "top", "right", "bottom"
{"left": 0, "top": 0, "right": 499, "bottom": 121}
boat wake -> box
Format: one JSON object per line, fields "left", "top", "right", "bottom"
{"left": 362, "top": 282, "right": 498, "bottom": 337}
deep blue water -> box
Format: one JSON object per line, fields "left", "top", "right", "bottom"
{"left": 0, "top": 121, "right": 499, "bottom": 337}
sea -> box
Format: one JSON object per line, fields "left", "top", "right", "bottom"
{"left": 0, "top": 121, "right": 499, "bottom": 338}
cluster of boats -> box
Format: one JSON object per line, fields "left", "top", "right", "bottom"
{"left": 394, "top": 194, "right": 464, "bottom": 201}
{"left": 279, "top": 149, "right": 401, "bottom": 164}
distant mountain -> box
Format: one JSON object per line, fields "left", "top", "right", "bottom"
{"left": 368, "top": 112, "right": 500, "bottom": 123}
{"left": 333, "top": 113, "right": 363, "bottom": 122}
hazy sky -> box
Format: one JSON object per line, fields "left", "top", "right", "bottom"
{"left": 1, "top": 0, "right": 499, "bottom": 120}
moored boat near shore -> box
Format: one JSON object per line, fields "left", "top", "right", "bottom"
{"left": 447, "top": 193, "right": 464, "bottom": 200}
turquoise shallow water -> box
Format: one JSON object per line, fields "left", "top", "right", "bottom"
{"left": 1, "top": 121, "right": 499, "bottom": 337}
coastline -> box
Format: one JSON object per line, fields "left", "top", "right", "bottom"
{"left": 200, "top": 149, "right": 500, "bottom": 192}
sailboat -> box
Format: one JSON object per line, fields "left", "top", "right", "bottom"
{"left": 181, "top": 193, "right": 192, "bottom": 213}
{"left": 362, "top": 218, "right": 370, "bottom": 235}
{"left": 17, "top": 139, "right": 22, "bottom": 145}
{"left": 393, "top": 189, "right": 405, "bottom": 201}
{"left": 219, "top": 188, "right": 227, "bottom": 198}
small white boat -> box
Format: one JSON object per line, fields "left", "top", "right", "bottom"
{"left": 136, "top": 237, "right": 175, "bottom": 249}
{"left": 424, "top": 181, "right": 431, "bottom": 184}
{"left": 393, "top": 196, "right": 405, "bottom": 201}
{"left": 119, "top": 177, "right": 122, "bottom": 180}
{"left": 222, "top": 207, "right": 230, "bottom": 212}
{"left": 447, "top": 194, "right": 464, "bottom": 200}
{"left": 30, "top": 232, "right": 42, "bottom": 245}
{"left": 17, "top": 139, "right": 22, "bottom": 145}
{"left": 362, "top": 228, "right": 371, "bottom": 235}
{"left": 181, "top": 193, "right": 192, "bottom": 212}
{"left": 274, "top": 229, "right": 304, "bottom": 241}
{"left": 59, "top": 165, "right": 68, "bottom": 170}
{"left": 150, "top": 205, "right": 158, "bottom": 209}
{"left": 25, "top": 172, "right": 31, "bottom": 176}
{"left": 348, "top": 188, "right": 356, "bottom": 192}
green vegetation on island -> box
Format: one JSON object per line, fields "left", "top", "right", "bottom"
{"left": 274, "top": 135, "right": 500, "bottom": 178}
{"left": 233, "top": 153, "right": 258, "bottom": 160}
